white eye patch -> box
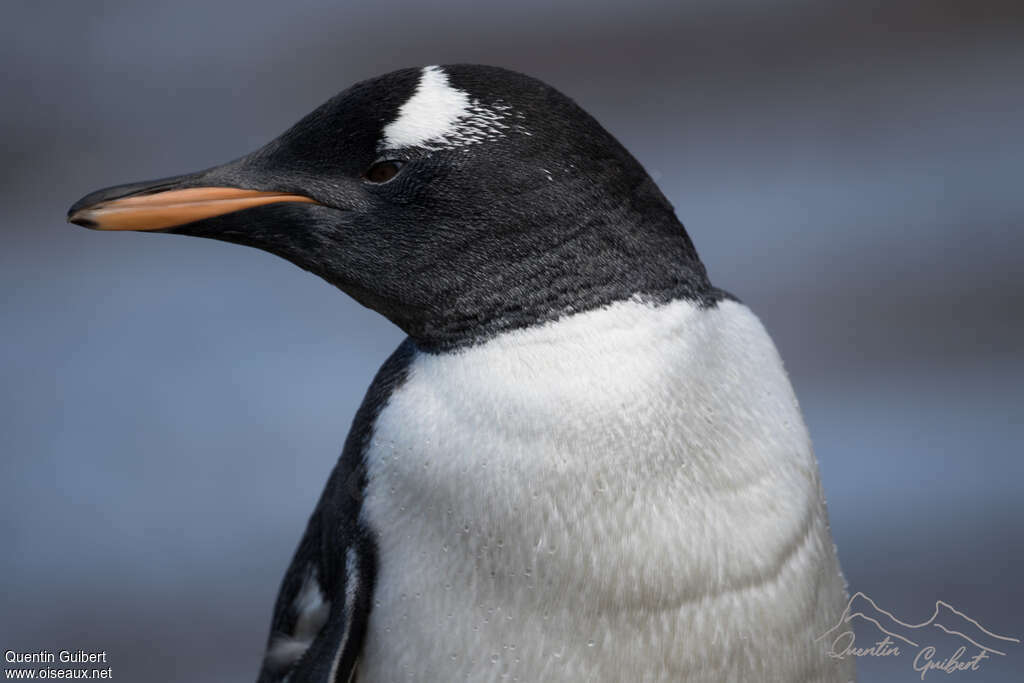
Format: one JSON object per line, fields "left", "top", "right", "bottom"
{"left": 380, "top": 65, "right": 520, "bottom": 151}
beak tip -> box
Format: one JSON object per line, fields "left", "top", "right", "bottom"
{"left": 68, "top": 210, "right": 98, "bottom": 229}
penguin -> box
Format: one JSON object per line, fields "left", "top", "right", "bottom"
{"left": 69, "top": 65, "right": 855, "bottom": 682}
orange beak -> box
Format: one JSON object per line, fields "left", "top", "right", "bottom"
{"left": 68, "top": 187, "right": 318, "bottom": 231}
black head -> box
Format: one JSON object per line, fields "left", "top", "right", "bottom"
{"left": 69, "top": 65, "right": 717, "bottom": 350}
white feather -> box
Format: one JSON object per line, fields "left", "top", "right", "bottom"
{"left": 265, "top": 566, "right": 329, "bottom": 671}
{"left": 381, "top": 66, "right": 516, "bottom": 151}
{"left": 358, "top": 297, "right": 854, "bottom": 681}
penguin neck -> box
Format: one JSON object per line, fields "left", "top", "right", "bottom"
{"left": 397, "top": 215, "right": 723, "bottom": 353}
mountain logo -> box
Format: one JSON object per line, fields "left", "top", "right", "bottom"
{"left": 816, "top": 592, "right": 1019, "bottom": 678}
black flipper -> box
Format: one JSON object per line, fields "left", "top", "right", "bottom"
{"left": 256, "top": 339, "right": 417, "bottom": 682}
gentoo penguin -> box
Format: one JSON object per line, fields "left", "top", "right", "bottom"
{"left": 69, "top": 65, "right": 855, "bottom": 682}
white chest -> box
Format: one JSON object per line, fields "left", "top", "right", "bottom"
{"left": 358, "top": 299, "right": 853, "bottom": 682}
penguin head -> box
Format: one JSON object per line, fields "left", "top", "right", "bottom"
{"left": 69, "top": 64, "right": 712, "bottom": 349}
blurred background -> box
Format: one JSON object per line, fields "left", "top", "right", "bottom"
{"left": 2, "top": 1, "right": 1022, "bottom": 681}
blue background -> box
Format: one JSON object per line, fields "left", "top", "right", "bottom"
{"left": 2, "top": 1, "right": 1021, "bottom": 681}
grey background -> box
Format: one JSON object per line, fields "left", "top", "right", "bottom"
{"left": 2, "top": 1, "right": 1022, "bottom": 681}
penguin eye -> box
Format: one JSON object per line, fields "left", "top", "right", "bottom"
{"left": 364, "top": 160, "right": 404, "bottom": 184}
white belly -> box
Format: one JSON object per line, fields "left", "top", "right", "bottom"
{"left": 359, "top": 298, "right": 854, "bottom": 682}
